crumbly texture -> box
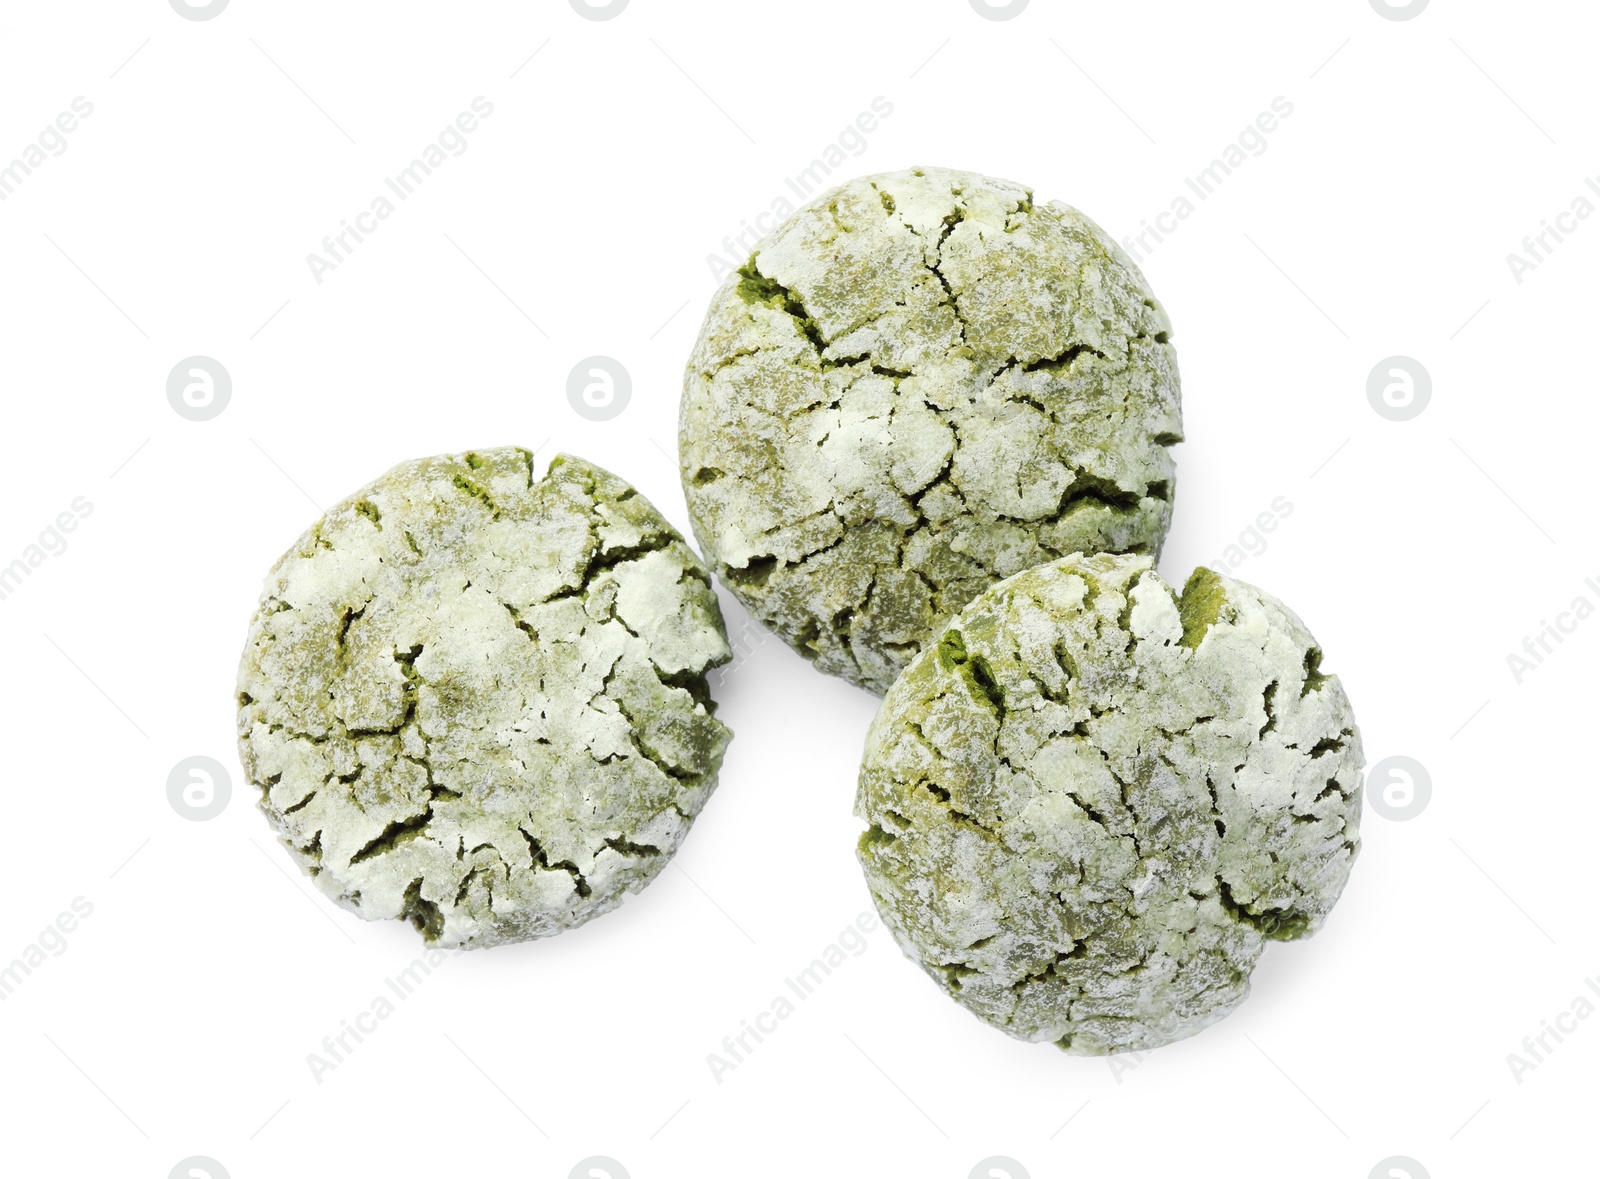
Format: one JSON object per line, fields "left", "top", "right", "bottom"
{"left": 681, "top": 166, "right": 1182, "bottom": 694}
{"left": 854, "top": 554, "right": 1362, "bottom": 1053}
{"left": 236, "top": 449, "right": 732, "bottom": 949}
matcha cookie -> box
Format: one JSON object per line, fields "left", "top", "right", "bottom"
{"left": 681, "top": 166, "right": 1182, "bottom": 694}
{"left": 236, "top": 448, "right": 732, "bottom": 948}
{"left": 855, "top": 553, "right": 1361, "bottom": 1053}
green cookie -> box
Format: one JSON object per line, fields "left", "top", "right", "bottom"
{"left": 237, "top": 448, "right": 731, "bottom": 948}
{"left": 682, "top": 166, "right": 1182, "bottom": 693}
{"left": 856, "top": 553, "right": 1361, "bottom": 1053}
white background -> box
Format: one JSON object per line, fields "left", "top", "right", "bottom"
{"left": 0, "top": 1, "right": 1593, "bottom": 1176}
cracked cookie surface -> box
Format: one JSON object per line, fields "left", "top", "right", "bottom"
{"left": 236, "top": 448, "right": 732, "bottom": 949}
{"left": 681, "top": 166, "right": 1182, "bottom": 694}
{"left": 855, "top": 553, "right": 1362, "bottom": 1053}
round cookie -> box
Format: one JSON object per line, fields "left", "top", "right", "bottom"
{"left": 681, "top": 166, "right": 1182, "bottom": 694}
{"left": 854, "top": 553, "right": 1362, "bottom": 1053}
{"left": 236, "top": 448, "right": 732, "bottom": 949}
